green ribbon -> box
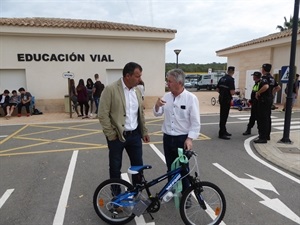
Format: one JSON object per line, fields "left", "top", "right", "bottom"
{"left": 171, "top": 148, "right": 189, "bottom": 209}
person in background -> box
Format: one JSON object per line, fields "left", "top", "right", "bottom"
{"left": 69, "top": 79, "right": 80, "bottom": 117}
{"left": 5, "top": 90, "right": 20, "bottom": 119}
{"left": 153, "top": 68, "right": 200, "bottom": 198}
{"left": 86, "top": 78, "right": 94, "bottom": 116}
{"left": 243, "top": 72, "right": 261, "bottom": 135}
{"left": 0, "top": 89, "right": 10, "bottom": 116}
{"left": 282, "top": 73, "right": 299, "bottom": 112}
{"left": 76, "top": 79, "right": 89, "bottom": 119}
{"left": 98, "top": 62, "right": 150, "bottom": 188}
{"left": 93, "top": 73, "right": 105, "bottom": 117}
{"left": 254, "top": 63, "right": 280, "bottom": 143}
{"left": 17, "top": 87, "right": 32, "bottom": 117}
{"left": 216, "top": 66, "right": 236, "bottom": 140}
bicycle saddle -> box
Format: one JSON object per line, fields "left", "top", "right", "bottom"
{"left": 128, "top": 165, "right": 152, "bottom": 174}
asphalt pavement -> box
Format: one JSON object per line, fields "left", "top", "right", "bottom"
{"left": 1, "top": 91, "right": 299, "bottom": 176}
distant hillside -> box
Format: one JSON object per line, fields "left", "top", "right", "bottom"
{"left": 165, "top": 62, "right": 227, "bottom": 73}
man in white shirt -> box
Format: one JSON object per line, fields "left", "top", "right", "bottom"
{"left": 153, "top": 68, "right": 200, "bottom": 192}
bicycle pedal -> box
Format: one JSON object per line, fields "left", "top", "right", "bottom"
{"left": 110, "top": 206, "right": 124, "bottom": 215}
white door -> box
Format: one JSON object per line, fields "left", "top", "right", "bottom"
{"left": 106, "top": 69, "right": 122, "bottom": 85}
{"left": 245, "top": 70, "right": 259, "bottom": 99}
{"left": 0, "top": 69, "right": 26, "bottom": 92}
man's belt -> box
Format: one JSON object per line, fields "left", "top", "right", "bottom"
{"left": 123, "top": 128, "right": 139, "bottom": 136}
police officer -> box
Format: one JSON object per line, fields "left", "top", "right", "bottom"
{"left": 216, "top": 66, "right": 236, "bottom": 140}
{"left": 254, "top": 63, "right": 280, "bottom": 143}
{"left": 243, "top": 71, "right": 261, "bottom": 135}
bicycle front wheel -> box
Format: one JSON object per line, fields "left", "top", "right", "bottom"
{"left": 93, "top": 178, "right": 136, "bottom": 225}
{"left": 180, "top": 181, "right": 226, "bottom": 225}
{"left": 211, "top": 97, "right": 216, "bottom": 106}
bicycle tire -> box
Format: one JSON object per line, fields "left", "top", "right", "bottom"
{"left": 180, "top": 181, "right": 226, "bottom": 225}
{"left": 93, "top": 178, "right": 136, "bottom": 225}
{"left": 211, "top": 97, "right": 216, "bottom": 106}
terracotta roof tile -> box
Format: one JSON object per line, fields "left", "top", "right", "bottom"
{"left": 216, "top": 29, "right": 300, "bottom": 53}
{"left": 0, "top": 17, "right": 177, "bottom": 33}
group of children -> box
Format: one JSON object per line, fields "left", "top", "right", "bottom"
{"left": 0, "top": 87, "right": 32, "bottom": 119}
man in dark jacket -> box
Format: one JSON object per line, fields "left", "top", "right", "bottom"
{"left": 93, "top": 73, "right": 105, "bottom": 116}
{"left": 0, "top": 89, "right": 10, "bottom": 116}
{"left": 216, "top": 66, "right": 236, "bottom": 140}
{"left": 254, "top": 63, "right": 280, "bottom": 143}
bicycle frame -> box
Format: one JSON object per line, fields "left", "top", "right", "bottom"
{"left": 145, "top": 164, "right": 190, "bottom": 200}
{"left": 113, "top": 162, "right": 192, "bottom": 207}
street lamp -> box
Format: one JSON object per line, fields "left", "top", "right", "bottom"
{"left": 174, "top": 49, "right": 181, "bottom": 68}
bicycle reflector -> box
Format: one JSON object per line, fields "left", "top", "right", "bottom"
{"left": 98, "top": 198, "right": 104, "bottom": 207}
{"left": 215, "top": 207, "right": 220, "bottom": 216}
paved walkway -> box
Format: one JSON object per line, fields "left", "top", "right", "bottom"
{"left": 1, "top": 92, "right": 299, "bottom": 176}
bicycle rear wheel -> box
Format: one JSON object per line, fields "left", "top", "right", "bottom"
{"left": 93, "top": 178, "right": 136, "bottom": 225}
{"left": 180, "top": 181, "right": 226, "bottom": 225}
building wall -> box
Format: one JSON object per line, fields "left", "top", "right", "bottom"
{"left": 0, "top": 33, "right": 171, "bottom": 112}
{"left": 223, "top": 43, "right": 300, "bottom": 106}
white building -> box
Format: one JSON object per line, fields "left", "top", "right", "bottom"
{"left": 0, "top": 17, "right": 176, "bottom": 112}
{"left": 216, "top": 29, "right": 300, "bottom": 105}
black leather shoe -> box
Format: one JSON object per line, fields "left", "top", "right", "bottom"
{"left": 267, "top": 136, "right": 270, "bottom": 140}
{"left": 243, "top": 130, "right": 251, "bottom": 135}
{"left": 225, "top": 132, "right": 232, "bottom": 136}
{"left": 254, "top": 139, "right": 267, "bottom": 144}
{"left": 219, "top": 135, "right": 230, "bottom": 140}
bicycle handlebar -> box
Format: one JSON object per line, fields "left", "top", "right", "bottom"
{"left": 184, "top": 150, "right": 197, "bottom": 159}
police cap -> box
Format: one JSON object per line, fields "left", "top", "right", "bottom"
{"left": 262, "top": 63, "right": 272, "bottom": 72}
{"left": 251, "top": 71, "right": 261, "bottom": 78}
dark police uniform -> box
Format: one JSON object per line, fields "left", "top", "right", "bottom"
{"left": 264, "top": 73, "right": 279, "bottom": 138}
{"left": 256, "top": 75, "right": 273, "bottom": 141}
{"left": 217, "top": 72, "right": 235, "bottom": 138}
{"left": 243, "top": 72, "right": 261, "bottom": 135}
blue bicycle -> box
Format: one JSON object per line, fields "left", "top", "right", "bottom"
{"left": 93, "top": 150, "right": 226, "bottom": 225}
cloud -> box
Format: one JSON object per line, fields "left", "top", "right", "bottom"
{"left": 0, "top": 0, "right": 296, "bottom": 63}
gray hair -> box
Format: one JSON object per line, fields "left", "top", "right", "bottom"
{"left": 166, "top": 69, "right": 186, "bottom": 85}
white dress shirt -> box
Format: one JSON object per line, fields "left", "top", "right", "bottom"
{"left": 121, "top": 78, "right": 139, "bottom": 131}
{"left": 153, "top": 89, "right": 200, "bottom": 139}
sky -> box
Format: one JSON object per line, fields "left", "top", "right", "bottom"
{"left": 0, "top": 0, "right": 297, "bottom": 63}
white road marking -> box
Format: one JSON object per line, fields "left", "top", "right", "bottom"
{"left": 0, "top": 189, "right": 14, "bottom": 209}
{"left": 53, "top": 150, "right": 78, "bottom": 225}
{"left": 121, "top": 173, "right": 155, "bottom": 225}
{"left": 149, "top": 144, "right": 166, "bottom": 163}
{"left": 214, "top": 163, "right": 300, "bottom": 224}
{"left": 229, "top": 114, "right": 250, "bottom": 117}
{"left": 237, "top": 117, "right": 250, "bottom": 120}
{"left": 149, "top": 144, "right": 227, "bottom": 225}
{"left": 244, "top": 136, "right": 300, "bottom": 184}
{"left": 272, "top": 121, "right": 300, "bottom": 126}
{"left": 274, "top": 125, "right": 300, "bottom": 130}
{"left": 0, "top": 135, "right": 8, "bottom": 138}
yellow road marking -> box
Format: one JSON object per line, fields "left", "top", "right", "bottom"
{"left": 0, "top": 141, "right": 52, "bottom": 153}
{"left": 0, "top": 120, "right": 211, "bottom": 157}
{"left": 0, "top": 124, "right": 29, "bottom": 145}
{"left": 0, "top": 145, "right": 107, "bottom": 157}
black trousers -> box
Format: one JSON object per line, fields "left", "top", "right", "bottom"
{"left": 257, "top": 100, "right": 272, "bottom": 140}
{"left": 163, "top": 134, "right": 190, "bottom": 193}
{"left": 247, "top": 103, "right": 258, "bottom": 129}
{"left": 18, "top": 102, "right": 30, "bottom": 114}
{"left": 219, "top": 101, "right": 231, "bottom": 136}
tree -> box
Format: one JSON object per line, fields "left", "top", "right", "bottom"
{"left": 276, "top": 16, "right": 300, "bottom": 31}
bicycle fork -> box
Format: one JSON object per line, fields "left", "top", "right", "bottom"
{"left": 194, "top": 185, "right": 207, "bottom": 210}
